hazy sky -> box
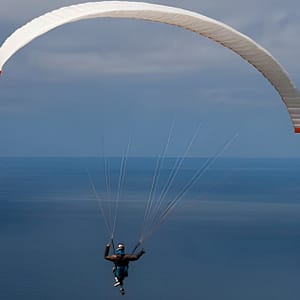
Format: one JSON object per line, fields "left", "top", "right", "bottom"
{"left": 0, "top": 0, "right": 299, "bottom": 157}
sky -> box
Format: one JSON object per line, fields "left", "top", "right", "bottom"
{"left": 0, "top": 0, "right": 300, "bottom": 157}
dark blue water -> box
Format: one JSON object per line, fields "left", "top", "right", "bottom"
{"left": 0, "top": 157, "right": 300, "bottom": 299}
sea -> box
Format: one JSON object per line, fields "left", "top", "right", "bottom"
{"left": 0, "top": 157, "right": 299, "bottom": 300}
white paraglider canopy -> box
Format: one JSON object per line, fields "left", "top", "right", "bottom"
{"left": 0, "top": 1, "right": 299, "bottom": 132}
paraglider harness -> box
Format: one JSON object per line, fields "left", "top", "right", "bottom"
{"left": 113, "top": 248, "right": 129, "bottom": 280}
{"left": 110, "top": 239, "right": 131, "bottom": 281}
{"left": 109, "top": 239, "right": 142, "bottom": 282}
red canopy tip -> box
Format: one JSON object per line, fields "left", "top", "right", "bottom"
{"left": 294, "top": 127, "right": 300, "bottom": 134}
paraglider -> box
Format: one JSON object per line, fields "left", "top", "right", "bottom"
{"left": 104, "top": 242, "right": 145, "bottom": 295}
{"left": 0, "top": 1, "right": 299, "bottom": 132}
{"left": 0, "top": 1, "right": 299, "bottom": 294}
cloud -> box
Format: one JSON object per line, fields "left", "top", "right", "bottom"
{"left": 0, "top": 0, "right": 300, "bottom": 79}
{"left": 1, "top": 0, "right": 298, "bottom": 83}
{"left": 20, "top": 39, "right": 238, "bottom": 79}
{"left": 0, "top": 0, "right": 83, "bottom": 21}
